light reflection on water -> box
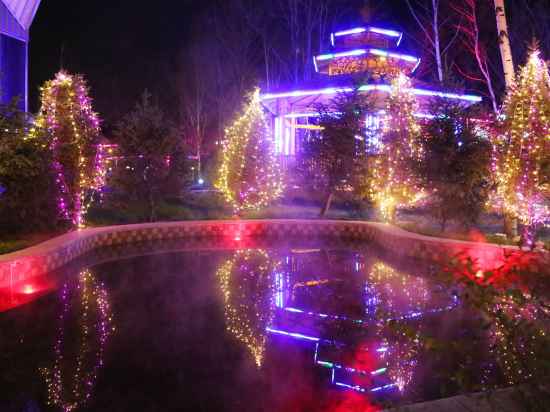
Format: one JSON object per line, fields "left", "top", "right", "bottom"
{"left": 0, "top": 239, "right": 547, "bottom": 412}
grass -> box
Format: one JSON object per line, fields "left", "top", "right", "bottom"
{"left": 0, "top": 231, "right": 67, "bottom": 255}
{"left": 397, "top": 220, "right": 550, "bottom": 251}
{"left": 2, "top": 193, "right": 548, "bottom": 254}
{"left": 0, "top": 239, "right": 34, "bottom": 255}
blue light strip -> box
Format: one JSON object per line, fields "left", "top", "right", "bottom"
{"left": 314, "top": 48, "right": 419, "bottom": 66}
{"left": 335, "top": 381, "right": 399, "bottom": 393}
{"left": 333, "top": 27, "right": 367, "bottom": 37}
{"left": 371, "top": 383, "right": 399, "bottom": 393}
{"left": 317, "top": 360, "right": 388, "bottom": 377}
{"left": 266, "top": 327, "right": 320, "bottom": 342}
{"left": 368, "top": 27, "right": 401, "bottom": 38}
{"left": 330, "top": 26, "right": 403, "bottom": 47}
{"left": 281, "top": 302, "right": 459, "bottom": 324}
{"left": 261, "top": 84, "right": 482, "bottom": 103}
{"left": 275, "top": 272, "right": 284, "bottom": 308}
{"left": 284, "top": 111, "right": 435, "bottom": 120}
{"left": 369, "top": 48, "right": 419, "bottom": 63}
{"left": 315, "top": 49, "right": 368, "bottom": 61}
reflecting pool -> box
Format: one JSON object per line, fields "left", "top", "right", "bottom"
{"left": 0, "top": 238, "right": 547, "bottom": 411}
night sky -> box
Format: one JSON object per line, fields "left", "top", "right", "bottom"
{"left": 27, "top": 1, "right": 426, "bottom": 124}
{"left": 29, "top": 0, "right": 206, "bottom": 118}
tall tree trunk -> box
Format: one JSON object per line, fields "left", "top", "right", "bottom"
{"left": 320, "top": 191, "right": 334, "bottom": 218}
{"left": 494, "top": 0, "right": 515, "bottom": 89}
{"left": 503, "top": 213, "right": 518, "bottom": 240}
{"left": 432, "top": 0, "right": 444, "bottom": 83}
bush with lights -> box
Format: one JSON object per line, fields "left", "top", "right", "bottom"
{"left": 215, "top": 89, "right": 284, "bottom": 215}
{"left": 0, "top": 99, "right": 58, "bottom": 234}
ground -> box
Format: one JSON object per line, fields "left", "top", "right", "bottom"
{"left": 1, "top": 192, "right": 548, "bottom": 255}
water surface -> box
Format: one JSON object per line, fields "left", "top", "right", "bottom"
{"left": 0, "top": 238, "right": 539, "bottom": 411}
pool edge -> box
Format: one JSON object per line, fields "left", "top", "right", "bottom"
{"left": 0, "top": 219, "right": 544, "bottom": 288}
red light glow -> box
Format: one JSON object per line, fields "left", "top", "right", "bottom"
{"left": 22, "top": 284, "right": 35, "bottom": 295}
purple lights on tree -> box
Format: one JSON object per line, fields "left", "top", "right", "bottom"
{"left": 31, "top": 71, "right": 102, "bottom": 228}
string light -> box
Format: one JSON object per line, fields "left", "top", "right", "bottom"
{"left": 487, "top": 295, "right": 546, "bottom": 387}
{"left": 217, "top": 250, "right": 281, "bottom": 367}
{"left": 491, "top": 48, "right": 550, "bottom": 245}
{"left": 366, "top": 73, "right": 424, "bottom": 221}
{"left": 40, "top": 269, "right": 114, "bottom": 412}
{"left": 367, "top": 262, "right": 432, "bottom": 392}
{"left": 30, "top": 71, "right": 102, "bottom": 228}
{"left": 215, "top": 89, "right": 285, "bottom": 214}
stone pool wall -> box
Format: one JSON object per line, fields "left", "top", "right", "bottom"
{"left": 0, "top": 220, "right": 542, "bottom": 288}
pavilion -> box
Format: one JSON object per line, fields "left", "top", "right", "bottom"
{"left": 260, "top": 25, "right": 482, "bottom": 159}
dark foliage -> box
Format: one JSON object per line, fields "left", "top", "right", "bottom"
{"left": 0, "top": 100, "right": 59, "bottom": 235}
{"left": 298, "top": 86, "right": 373, "bottom": 217}
{"left": 416, "top": 101, "right": 491, "bottom": 231}
{"left": 106, "top": 91, "right": 191, "bottom": 222}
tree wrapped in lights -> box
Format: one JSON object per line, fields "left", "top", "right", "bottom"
{"left": 217, "top": 249, "right": 280, "bottom": 367}
{"left": 216, "top": 89, "right": 284, "bottom": 214}
{"left": 492, "top": 47, "right": 550, "bottom": 246}
{"left": 32, "top": 71, "right": 101, "bottom": 228}
{"left": 365, "top": 74, "right": 423, "bottom": 221}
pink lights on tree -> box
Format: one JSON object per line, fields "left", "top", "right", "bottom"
{"left": 32, "top": 71, "right": 102, "bottom": 228}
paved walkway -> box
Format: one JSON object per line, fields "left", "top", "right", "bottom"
{"left": 385, "top": 387, "right": 530, "bottom": 412}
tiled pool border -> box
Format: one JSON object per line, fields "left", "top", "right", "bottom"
{"left": 0, "top": 219, "right": 543, "bottom": 288}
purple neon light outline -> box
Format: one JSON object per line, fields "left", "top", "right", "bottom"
{"left": 317, "top": 360, "right": 388, "bottom": 377}
{"left": 333, "top": 27, "right": 367, "bottom": 37}
{"left": 335, "top": 381, "right": 399, "bottom": 393}
{"left": 260, "top": 84, "right": 482, "bottom": 103}
{"left": 368, "top": 27, "right": 401, "bottom": 38}
{"left": 315, "top": 48, "right": 368, "bottom": 61}
{"left": 284, "top": 111, "right": 435, "bottom": 119}
{"left": 368, "top": 48, "right": 419, "bottom": 63}
{"left": 331, "top": 26, "right": 401, "bottom": 40}
{"left": 281, "top": 300, "right": 459, "bottom": 324}
{"left": 314, "top": 48, "right": 419, "bottom": 68}
{"left": 265, "top": 327, "right": 320, "bottom": 342}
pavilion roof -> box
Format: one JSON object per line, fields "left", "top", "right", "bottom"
{"left": 260, "top": 76, "right": 482, "bottom": 116}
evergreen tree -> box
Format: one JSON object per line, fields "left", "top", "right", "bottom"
{"left": 0, "top": 99, "right": 58, "bottom": 234}
{"left": 493, "top": 47, "right": 550, "bottom": 246}
{"left": 216, "top": 89, "right": 284, "bottom": 214}
{"left": 109, "top": 91, "right": 182, "bottom": 222}
{"left": 418, "top": 102, "right": 491, "bottom": 232}
{"left": 33, "top": 71, "right": 101, "bottom": 228}
{"left": 366, "top": 74, "right": 423, "bottom": 222}
{"left": 299, "top": 86, "right": 372, "bottom": 217}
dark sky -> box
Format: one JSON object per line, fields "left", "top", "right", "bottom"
{"left": 27, "top": 1, "right": 413, "bottom": 123}
{"left": 29, "top": 0, "right": 205, "bottom": 118}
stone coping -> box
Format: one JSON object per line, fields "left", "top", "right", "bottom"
{"left": 0, "top": 219, "right": 538, "bottom": 289}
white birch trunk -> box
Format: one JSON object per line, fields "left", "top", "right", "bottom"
{"left": 494, "top": 0, "right": 515, "bottom": 88}
{"left": 432, "top": 0, "right": 443, "bottom": 83}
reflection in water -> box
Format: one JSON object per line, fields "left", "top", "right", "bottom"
{"left": 489, "top": 296, "right": 547, "bottom": 387}
{"left": 3, "top": 241, "right": 547, "bottom": 411}
{"left": 217, "top": 248, "right": 458, "bottom": 403}
{"left": 217, "top": 250, "right": 281, "bottom": 367}
{"left": 40, "top": 269, "right": 114, "bottom": 412}
{"left": 368, "top": 262, "right": 429, "bottom": 393}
